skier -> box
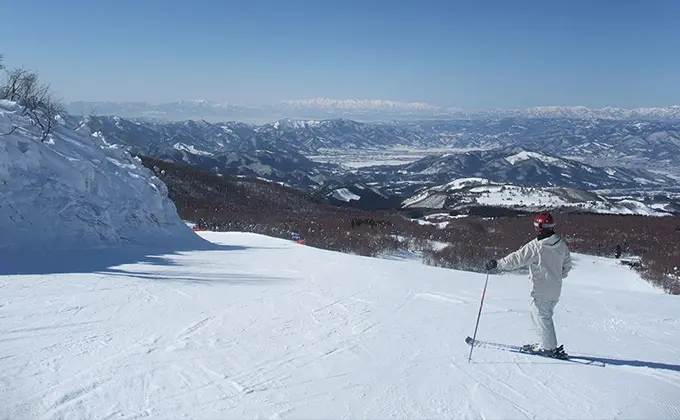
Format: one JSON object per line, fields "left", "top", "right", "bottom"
{"left": 484, "top": 212, "right": 572, "bottom": 359}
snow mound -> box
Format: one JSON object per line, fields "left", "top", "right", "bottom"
{"left": 0, "top": 100, "right": 199, "bottom": 250}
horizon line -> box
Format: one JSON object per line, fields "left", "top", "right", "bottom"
{"left": 64, "top": 98, "right": 680, "bottom": 112}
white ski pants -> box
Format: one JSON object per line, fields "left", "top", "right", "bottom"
{"left": 530, "top": 298, "right": 559, "bottom": 350}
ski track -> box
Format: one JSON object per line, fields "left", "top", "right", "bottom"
{"left": 1, "top": 231, "right": 679, "bottom": 419}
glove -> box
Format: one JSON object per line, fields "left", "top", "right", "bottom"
{"left": 484, "top": 259, "right": 498, "bottom": 271}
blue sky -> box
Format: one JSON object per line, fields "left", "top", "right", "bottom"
{"left": 1, "top": 0, "right": 678, "bottom": 109}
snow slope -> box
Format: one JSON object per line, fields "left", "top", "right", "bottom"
{"left": 403, "top": 178, "right": 671, "bottom": 216}
{"left": 471, "top": 185, "right": 670, "bottom": 215}
{"left": 2, "top": 231, "right": 679, "bottom": 419}
{"left": 0, "top": 100, "right": 198, "bottom": 250}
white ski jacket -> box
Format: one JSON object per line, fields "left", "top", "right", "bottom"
{"left": 497, "top": 233, "right": 573, "bottom": 301}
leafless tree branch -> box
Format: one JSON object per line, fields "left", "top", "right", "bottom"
{"left": 1, "top": 64, "right": 65, "bottom": 142}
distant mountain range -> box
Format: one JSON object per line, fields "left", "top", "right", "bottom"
{"left": 74, "top": 114, "right": 680, "bottom": 201}
{"left": 73, "top": 113, "right": 680, "bottom": 175}
{"left": 67, "top": 99, "right": 680, "bottom": 123}
{"left": 78, "top": 115, "right": 341, "bottom": 190}
{"left": 254, "top": 117, "right": 680, "bottom": 173}
{"left": 355, "top": 147, "right": 679, "bottom": 196}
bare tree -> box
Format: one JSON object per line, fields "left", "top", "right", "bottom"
{"left": 2, "top": 68, "right": 28, "bottom": 101}
{"left": 1, "top": 64, "right": 65, "bottom": 142}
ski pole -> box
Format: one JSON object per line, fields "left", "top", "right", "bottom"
{"left": 468, "top": 271, "right": 490, "bottom": 363}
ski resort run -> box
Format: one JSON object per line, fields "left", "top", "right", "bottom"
{"left": 2, "top": 231, "right": 679, "bottom": 419}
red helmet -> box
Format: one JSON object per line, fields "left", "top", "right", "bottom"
{"left": 534, "top": 212, "right": 555, "bottom": 232}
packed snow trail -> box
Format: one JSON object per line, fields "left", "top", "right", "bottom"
{"left": 1, "top": 232, "right": 679, "bottom": 419}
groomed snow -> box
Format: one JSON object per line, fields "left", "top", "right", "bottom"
{"left": 2, "top": 231, "right": 679, "bottom": 419}
{"left": 0, "top": 100, "right": 198, "bottom": 250}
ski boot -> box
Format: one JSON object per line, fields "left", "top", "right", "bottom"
{"left": 520, "top": 343, "right": 569, "bottom": 360}
{"left": 549, "top": 345, "right": 569, "bottom": 360}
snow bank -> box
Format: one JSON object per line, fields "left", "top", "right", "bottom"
{"left": 0, "top": 100, "right": 199, "bottom": 250}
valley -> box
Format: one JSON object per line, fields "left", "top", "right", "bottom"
{"left": 307, "top": 147, "right": 444, "bottom": 169}
{"left": 70, "top": 111, "right": 680, "bottom": 218}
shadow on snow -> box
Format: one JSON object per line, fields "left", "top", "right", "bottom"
{"left": 478, "top": 354, "right": 680, "bottom": 373}
{"left": 572, "top": 355, "right": 680, "bottom": 373}
{"left": 0, "top": 234, "right": 274, "bottom": 277}
{"left": 102, "top": 268, "right": 293, "bottom": 286}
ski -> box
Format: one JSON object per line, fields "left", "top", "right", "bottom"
{"left": 465, "top": 336, "right": 605, "bottom": 367}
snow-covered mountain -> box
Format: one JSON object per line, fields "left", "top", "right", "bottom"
{"left": 275, "top": 98, "right": 459, "bottom": 120}
{"left": 396, "top": 118, "right": 680, "bottom": 172}
{"left": 71, "top": 114, "right": 680, "bottom": 199}
{"left": 67, "top": 99, "right": 680, "bottom": 122}
{"left": 254, "top": 118, "right": 429, "bottom": 154}
{"left": 77, "top": 113, "right": 680, "bottom": 173}
{"left": 78, "top": 115, "right": 341, "bottom": 190}
{"left": 477, "top": 105, "right": 680, "bottom": 121}
{"left": 67, "top": 100, "right": 268, "bottom": 123}
{"left": 66, "top": 99, "right": 456, "bottom": 122}
{"left": 0, "top": 100, "right": 199, "bottom": 250}
{"left": 77, "top": 114, "right": 680, "bottom": 176}
{"left": 262, "top": 117, "right": 680, "bottom": 173}
{"left": 401, "top": 177, "right": 674, "bottom": 216}
{"left": 2, "top": 231, "right": 679, "bottom": 418}
{"left": 357, "top": 147, "right": 679, "bottom": 196}
{"left": 233, "top": 117, "right": 680, "bottom": 173}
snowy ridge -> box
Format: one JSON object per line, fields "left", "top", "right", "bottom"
{"left": 1, "top": 231, "right": 678, "bottom": 419}
{"left": 401, "top": 178, "right": 491, "bottom": 208}
{"left": 67, "top": 99, "right": 680, "bottom": 122}
{"left": 402, "top": 177, "right": 672, "bottom": 215}
{"left": 0, "top": 100, "right": 198, "bottom": 250}
{"left": 280, "top": 98, "right": 446, "bottom": 112}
